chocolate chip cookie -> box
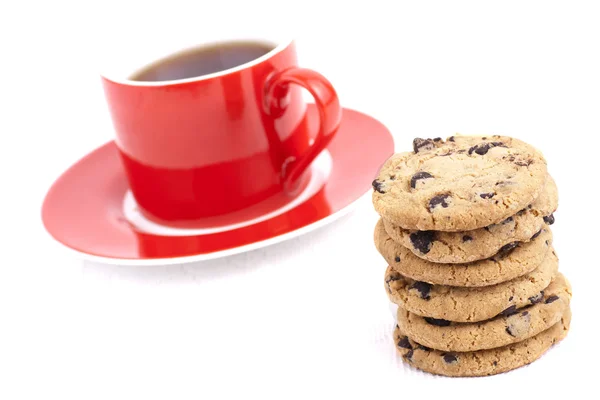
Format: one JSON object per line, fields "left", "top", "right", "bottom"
{"left": 372, "top": 135, "right": 548, "bottom": 231}
{"left": 396, "top": 273, "right": 571, "bottom": 352}
{"left": 384, "top": 248, "right": 558, "bottom": 322}
{"left": 382, "top": 175, "right": 558, "bottom": 263}
{"left": 375, "top": 219, "right": 552, "bottom": 286}
{"left": 394, "top": 308, "right": 571, "bottom": 377}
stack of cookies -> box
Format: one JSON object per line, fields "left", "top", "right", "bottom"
{"left": 372, "top": 135, "right": 572, "bottom": 377}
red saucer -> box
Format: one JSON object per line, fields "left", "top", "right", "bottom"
{"left": 42, "top": 106, "right": 394, "bottom": 264}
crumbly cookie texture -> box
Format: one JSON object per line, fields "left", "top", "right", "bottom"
{"left": 393, "top": 308, "right": 571, "bottom": 377}
{"left": 372, "top": 135, "right": 548, "bottom": 231}
{"left": 375, "top": 219, "right": 552, "bottom": 287}
{"left": 383, "top": 176, "right": 558, "bottom": 263}
{"left": 396, "top": 273, "right": 571, "bottom": 352}
{"left": 384, "top": 248, "right": 558, "bottom": 322}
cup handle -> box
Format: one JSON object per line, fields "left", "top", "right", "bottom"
{"left": 263, "top": 67, "right": 342, "bottom": 193}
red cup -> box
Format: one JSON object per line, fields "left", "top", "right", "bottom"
{"left": 101, "top": 39, "right": 341, "bottom": 225}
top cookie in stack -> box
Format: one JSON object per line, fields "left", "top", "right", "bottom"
{"left": 372, "top": 135, "right": 548, "bottom": 234}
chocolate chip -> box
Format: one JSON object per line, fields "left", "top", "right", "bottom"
{"left": 521, "top": 311, "right": 529, "bottom": 316}
{"left": 529, "top": 291, "right": 544, "bottom": 304}
{"left": 372, "top": 180, "right": 385, "bottom": 194}
{"left": 493, "top": 361, "right": 498, "bottom": 366}
{"left": 398, "top": 336, "right": 412, "bottom": 349}
{"left": 448, "top": 136, "right": 455, "bottom": 142}
{"left": 443, "top": 354, "right": 458, "bottom": 364}
{"left": 469, "top": 144, "right": 488, "bottom": 155}
{"left": 498, "top": 242, "right": 519, "bottom": 257}
{"left": 496, "top": 242, "right": 519, "bottom": 258}
{"left": 502, "top": 216, "right": 514, "bottom": 224}
{"left": 410, "top": 171, "right": 434, "bottom": 189}
{"left": 462, "top": 235, "right": 473, "bottom": 242}
{"left": 468, "top": 142, "right": 506, "bottom": 155}
{"left": 410, "top": 281, "right": 432, "bottom": 300}
{"left": 413, "top": 138, "right": 435, "bottom": 153}
{"left": 499, "top": 305, "right": 518, "bottom": 317}
{"left": 404, "top": 349, "right": 414, "bottom": 360}
{"left": 433, "top": 137, "right": 442, "bottom": 142}
{"left": 480, "top": 192, "right": 495, "bottom": 199}
{"left": 428, "top": 194, "right": 451, "bottom": 211}
{"left": 545, "top": 295, "right": 559, "bottom": 304}
{"left": 509, "top": 296, "right": 514, "bottom": 301}
{"left": 410, "top": 231, "right": 435, "bottom": 254}
{"left": 482, "top": 137, "right": 487, "bottom": 140}
{"left": 530, "top": 229, "right": 542, "bottom": 240}
{"left": 394, "top": 256, "right": 401, "bottom": 262}
{"left": 505, "top": 326, "right": 516, "bottom": 337}
{"left": 543, "top": 214, "right": 555, "bottom": 225}
{"left": 424, "top": 317, "right": 451, "bottom": 327}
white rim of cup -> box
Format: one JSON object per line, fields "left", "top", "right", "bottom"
{"left": 100, "top": 38, "right": 294, "bottom": 86}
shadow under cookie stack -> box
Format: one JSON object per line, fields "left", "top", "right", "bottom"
{"left": 372, "top": 135, "right": 572, "bottom": 377}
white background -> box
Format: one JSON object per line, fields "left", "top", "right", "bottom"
{"left": 2, "top": 0, "right": 599, "bottom": 398}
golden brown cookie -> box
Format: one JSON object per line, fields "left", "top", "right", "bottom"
{"left": 396, "top": 273, "right": 571, "bottom": 351}
{"left": 394, "top": 307, "right": 571, "bottom": 377}
{"left": 375, "top": 219, "right": 552, "bottom": 287}
{"left": 384, "top": 248, "right": 559, "bottom": 322}
{"left": 372, "top": 135, "right": 548, "bottom": 231}
{"left": 382, "top": 176, "right": 558, "bottom": 263}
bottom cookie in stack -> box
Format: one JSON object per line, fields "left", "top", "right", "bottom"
{"left": 394, "top": 309, "right": 571, "bottom": 377}
{"left": 392, "top": 274, "right": 572, "bottom": 377}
